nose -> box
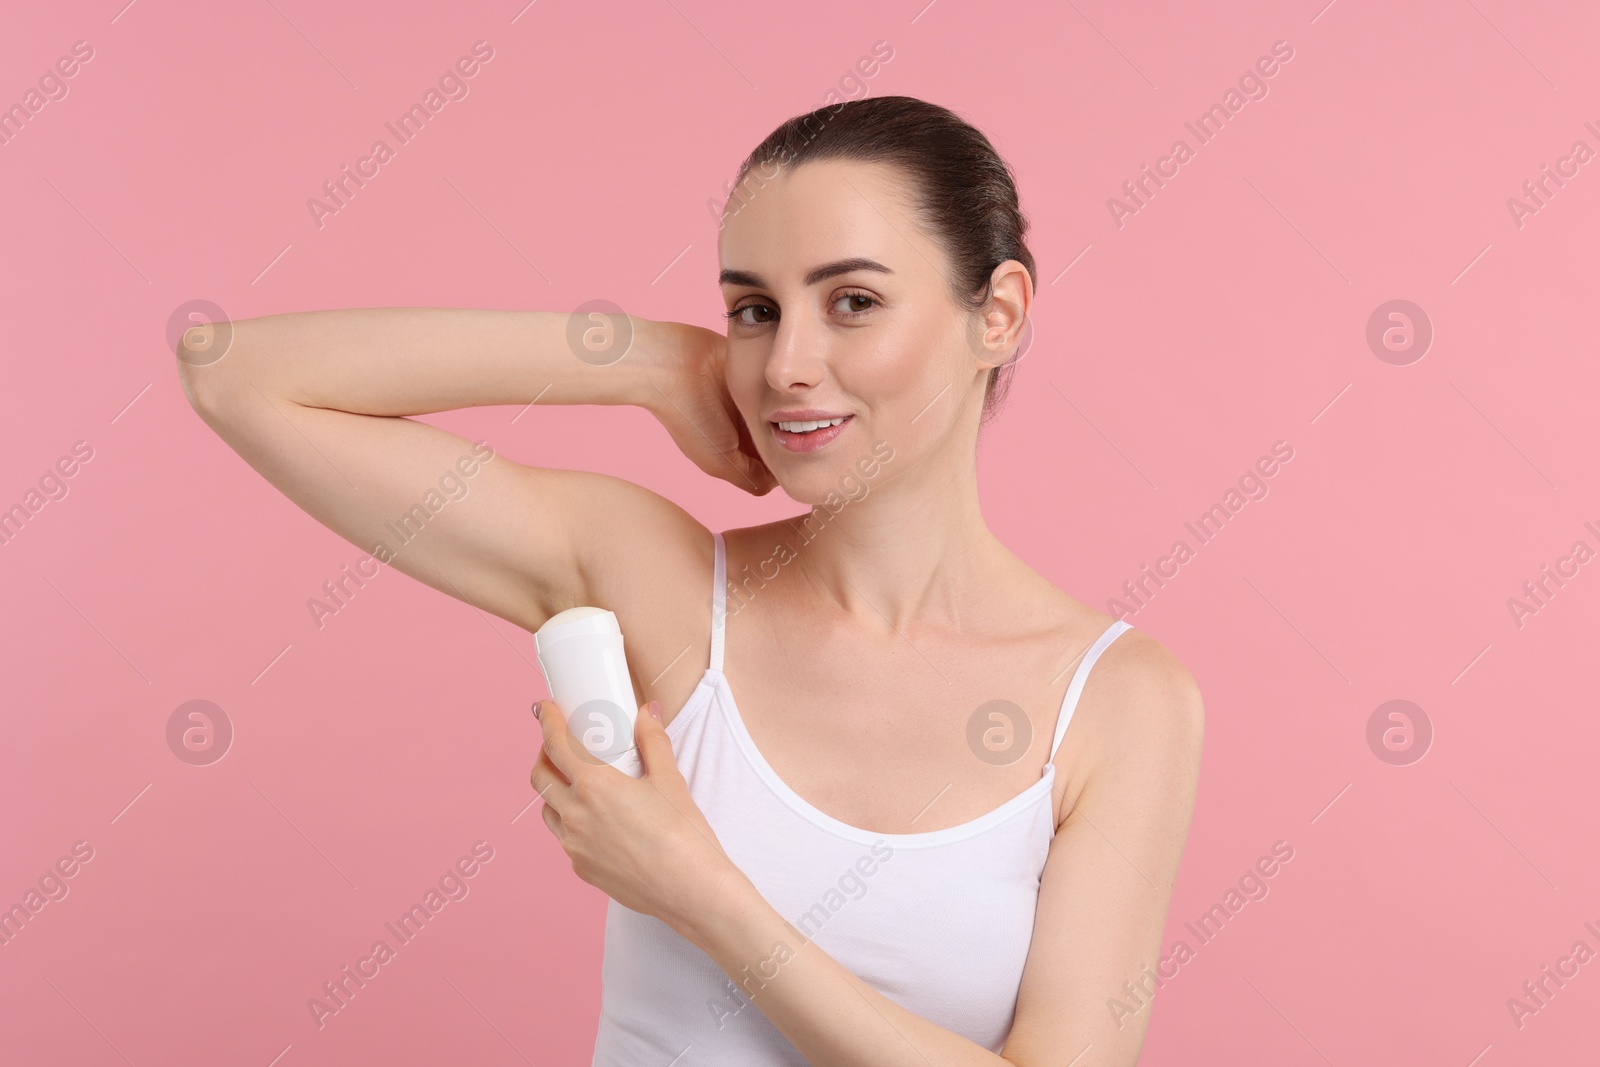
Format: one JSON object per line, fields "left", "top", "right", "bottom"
{"left": 764, "top": 312, "right": 827, "bottom": 394}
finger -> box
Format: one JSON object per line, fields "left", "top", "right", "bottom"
{"left": 530, "top": 749, "right": 571, "bottom": 805}
{"left": 534, "top": 699, "right": 585, "bottom": 781}
{"left": 540, "top": 799, "right": 564, "bottom": 840}
{"left": 634, "top": 700, "right": 679, "bottom": 781}
{"left": 723, "top": 445, "right": 774, "bottom": 496}
{"left": 729, "top": 449, "right": 772, "bottom": 494}
{"left": 704, "top": 440, "right": 753, "bottom": 489}
{"left": 726, "top": 404, "right": 776, "bottom": 493}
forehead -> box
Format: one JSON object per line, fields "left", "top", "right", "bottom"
{"left": 717, "top": 158, "right": 935, "bottom": 283}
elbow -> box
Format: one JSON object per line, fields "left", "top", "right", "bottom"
{"left": 174, "top": 320, "right": 244, "bottom": 415}
{"left": 175, "top": 358, "right": 207, "bottom": 415}
{"left": 175, "top": 360, "right": 226, "bottom": 423}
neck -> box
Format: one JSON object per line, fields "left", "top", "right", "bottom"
{"left": 779, "top": 434, "right": 1001, "bottom": 636}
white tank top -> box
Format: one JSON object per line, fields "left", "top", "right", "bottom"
{"left": 590, "top": 531, "right": 1133, "bottom": 1065}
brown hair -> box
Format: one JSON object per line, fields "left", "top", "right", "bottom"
{"left": 724, "top": 95, "right": 1036, "bottom": 426}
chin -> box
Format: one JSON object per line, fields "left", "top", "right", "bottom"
{"left": 755, "top": 414, "right": 897, "bottom": 506}
{"left": 775, "top": 459, "right": 893, "bottom": 515}
{"left": 759, "top": 464, "right": 826, "bottom": 505}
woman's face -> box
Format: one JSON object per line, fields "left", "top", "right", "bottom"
{"left": 716, "top": 158, "right": 1003, "bottom": 505}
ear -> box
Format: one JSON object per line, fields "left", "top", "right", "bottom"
{"left": 971, "top": 259, "right": 1032, "bottom": 369}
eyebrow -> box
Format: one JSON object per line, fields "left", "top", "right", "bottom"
{"left": 719, "top": 257, "right": 894, "bottom": 289}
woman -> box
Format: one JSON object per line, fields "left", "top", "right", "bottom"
{"left": 178, "top": 95, "right": 1202, "bottom": 1066}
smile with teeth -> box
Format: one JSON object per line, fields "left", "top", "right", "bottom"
{"left": 775, "top": 417, "right": 847, "bottom": 433}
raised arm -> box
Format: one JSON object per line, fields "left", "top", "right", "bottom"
{"left": 173, "top": 308, "right": 769, "bottom": 644}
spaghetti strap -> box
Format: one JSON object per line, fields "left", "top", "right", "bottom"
{"left": 709, "top": 530, "right": 727, "bottom": 673}
{"left": 1048, "top": 619, "right": 1133, "bottom": 761}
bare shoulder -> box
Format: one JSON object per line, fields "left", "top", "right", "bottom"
{"left": 1023, "top": 567, "right": 1203, "bottom": 745}
{"left": 1011, "top": 618, "right": 1205, "bottom": 1061}
{"left": 1087, "top": 625, "right": 1205, "bottom": 740}
{"left": 1050, "top": 611, "right": 1205, "bottom": 826}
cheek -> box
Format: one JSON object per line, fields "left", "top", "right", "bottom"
{"left": 725, "top": 346, "right": 765, "bottom": 411}
{"left": 851, "top": 335, "right": 939, "bottom": 401}
{"left": 873, "top": 326, "right": 973, "bottom": 428}
{"left": 878, "top": 327, "right": 983, "bottom": 450}
{"left": 726, "top": 337, "right": 761, "bottom": 388}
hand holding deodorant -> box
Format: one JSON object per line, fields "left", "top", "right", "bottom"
{"left": 533, "top": 607, "right": 643, "bottom": 778}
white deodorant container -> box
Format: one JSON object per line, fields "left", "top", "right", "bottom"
{"left": 533, "top": 607, "right": 643, "bottom": 778}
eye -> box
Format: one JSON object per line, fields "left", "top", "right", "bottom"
{"left": 833, "top": 290, "right": 878, "bottom": 318}
{"left": 724, "top": 301, "right": 776, "bottom": 329}
{"left": 723, "top": 289, "right": 880, "bottom": 331}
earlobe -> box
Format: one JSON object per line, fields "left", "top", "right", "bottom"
{"left": 973, "top": 321, "right": 1015, "bottom": 370}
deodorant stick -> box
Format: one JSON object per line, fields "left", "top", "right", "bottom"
{"left": 533, "top": 607, "right": 643, "bottom": 778}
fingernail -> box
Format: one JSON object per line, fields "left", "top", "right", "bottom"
{"left": 647, "top": 700, "right": 662, "bottom": 721}
{"left": 532, "top": 701, "right": 542, "bottom": 721}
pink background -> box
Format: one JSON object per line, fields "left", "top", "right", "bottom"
{"left": 3, "top": 0, "right": 1597, "bottom": 1063}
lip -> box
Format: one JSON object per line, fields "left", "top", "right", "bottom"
{"left": 770, "top": 413, "right": 853, "bottom": 453}
{"left": 768, "top": 408, "right": 850, "bottom": 421}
